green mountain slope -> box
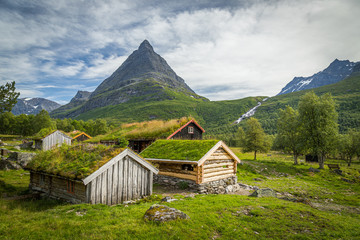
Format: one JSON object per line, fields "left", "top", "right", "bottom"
{"left": 70, "top": 92, "right": 265, "bottom": 134}
{"left": 252, "top": 74, "right": 360, "bottom": 134}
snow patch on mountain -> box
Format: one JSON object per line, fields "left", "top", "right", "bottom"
{"left": 278, "top": 59, "right": 358, "bottom": 95}
{"left": 11, "top": 98, "right": 61, "bottom": 115}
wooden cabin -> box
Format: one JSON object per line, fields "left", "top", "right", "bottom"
{"left": 27, "top": 147, "right": 159, "bottom": 205}
{"left": 34, "top": 130, "right": 72, "bottom": 151}
{"left": 129, "top": 119, "right": 205, "bottom": 153}
{"left": 72, "top": 132, "right": 92, "bottom": 142}
{"left": 167, "top": 119, "right": 205, "bottom": 140}
{"left": 140, "top": 140, "right": 240, "bottom": 184}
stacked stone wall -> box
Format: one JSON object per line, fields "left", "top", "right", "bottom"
{"left": 153, "top": 175, "right": 253, "bottom": 194}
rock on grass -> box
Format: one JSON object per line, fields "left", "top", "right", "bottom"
{"left": 144, "top": 204, "right": 190, "bottom": 223}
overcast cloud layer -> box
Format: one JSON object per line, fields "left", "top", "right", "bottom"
{"left": 1, "top": 0, "right": 359, "bottom": 104}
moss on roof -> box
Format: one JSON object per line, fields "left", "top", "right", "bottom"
{"left": 86, "top": 117, "right": 193, "bottom": 143}
{"left": 33, "top": 128, "right": 57, "bottom": 140}
{"left": 67, "top": 130, "right": 82, "bottom": 138}
{"left": 26, "top": 144, "right": 124, "bottom": 180}
{"left": 140, "top": 140, "right": 219, "bottom": 161}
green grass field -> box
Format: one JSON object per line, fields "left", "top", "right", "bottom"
{"left": 1, "top": 151, "right": 359, "bottom": 239}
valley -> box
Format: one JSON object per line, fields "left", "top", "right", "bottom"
{"left": 1, "top": 151, "right": 359, "bottom": 239}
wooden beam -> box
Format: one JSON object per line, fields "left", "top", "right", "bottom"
{"left": 202, "top": 173, "right": 235, "bottom": 183}
{"left": 203, "top": 161, "right": 234, "bottom": 169}
{"left": 206, "top": 155, "right": 233, "bottom": 161}
{"left": 204, "top": 169, "right": 235, "bottom": 178}
{"left": 203, "top": 166, "right": 234, "bottom": 174}
{"left": 159, "top": 171, "right": 197, "bottom": 181}
{"left": 159, "top": 168, "right": 197, "bottom": 176}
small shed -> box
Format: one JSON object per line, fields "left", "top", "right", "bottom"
{"left": 167, "top": 119, "right": 205, "bottom": 140}
{"left": 34, "top": 130, "right": 72, "bottom": 151}
{"left": 26, "top": 146, "right": 158, "bottom": 205}
{"left": 140, "top": 140, "right": 240, "bottom": 184}
{"left": 72, "top": 132, "right": 92, "bottom": 142}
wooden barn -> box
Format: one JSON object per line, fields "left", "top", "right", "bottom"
{"left": 140, "top": 140, "right": 240, "bottom": 184}
{"left": 34, "top": 130, "right": 72, "bottom": 151}
{"left": 72, "top": 132, "right": 92, "bottom": 142}
{"left": 26, "top": 145, "right": 158, "bottom": 205}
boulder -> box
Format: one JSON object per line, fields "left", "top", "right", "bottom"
{"left": 333, "top": 169, "right": 343, "bottom": 176}
{"left": 161, "top": 196, "right": 178, "bottom": 202}
{"left": 8, "top": 152, "right": 37, "bottom": 168}
{"left": 144, "top": 204, "right": 190, "bottom": 223}
{"left": 0, "top": 159, "right": 22, "bottom": 170}
{"left": 225, "top": 185, "right": 234, "bottom": 193}
{"left": 250, "top": 188, "right": 277, "bottom": 198}
{"left": 19, "top": 141, "right": 33, "bottom": 149}
{"left": 308, "top": 167, "right": 320, "bottom": 173}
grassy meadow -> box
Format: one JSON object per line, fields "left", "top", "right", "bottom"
{"left": 1, "top": 150, "right": 359, "bottom": 239}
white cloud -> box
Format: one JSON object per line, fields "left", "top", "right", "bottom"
{"left": 0, "top": 0, "right": 360, "bottom": 103}
{"left": 81, "top": 54, "right": 128, "bottom": 80}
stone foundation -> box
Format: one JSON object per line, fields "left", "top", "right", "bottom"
{"left": 153, "top": 174, "right": 252, "bottom": 194}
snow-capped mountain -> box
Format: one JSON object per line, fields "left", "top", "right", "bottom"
{"left": 278, "top": 59, "right": 358, "bottom": 95}
{"left": 11, "top": 98, "right": 61, "bottom": 115}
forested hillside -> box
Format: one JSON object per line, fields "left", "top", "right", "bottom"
{"left": 251, "top": 74, "right": 360, "bottom": 134}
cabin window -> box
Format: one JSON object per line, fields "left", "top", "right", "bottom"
{"left": 40, "top": 175, "right": 45, "bottom": 186}
{"left": 188, "top": 126, "right": 194, "bottom": 134}
{"left": 67, "top": 180, "right": 75, "bottom": 194}
{"left": 182, "top": 164, "right": 194, "bottom": 171}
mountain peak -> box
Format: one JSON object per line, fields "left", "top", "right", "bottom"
{"left": 278, "top": 59, "right": 358, "bottom": 95}
{"left": 138, "top": 39, "right": 153, "bottom": 51}
{"left": 70, "top": 91, "right": 92, "bottom": 103}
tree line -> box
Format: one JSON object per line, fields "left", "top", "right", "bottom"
{"left": 0, "top": 110, "right": 110, "bottom": 137}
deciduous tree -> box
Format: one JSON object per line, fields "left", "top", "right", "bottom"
{"left": 275, "top": 106, "right": 303, "bottom": 165}
{"left": 298, "top": 92, "right": 338, "bottom": 169}
{"left": 242, "top": 118, "right": 270, "bottom": 160}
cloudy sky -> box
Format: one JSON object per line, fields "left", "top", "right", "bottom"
{"left": 1, "top": 0, "right": 360, "bottom": 104}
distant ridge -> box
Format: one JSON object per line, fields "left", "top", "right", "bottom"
{"left": 278, "top": 59, "right": 358, "bottom": 95}
{"left": 12, "top": 98, "right": 61, "bottom": 115}
{"left": 51, "top": 91, "right": 92, "bottom": 116}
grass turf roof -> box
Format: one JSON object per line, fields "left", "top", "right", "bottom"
{"left": 26, "top": 144, "right": 124, "bottom": 180}
{"left": 140, "top": 139, "right": 219, "bottom": 161}
{"left": 85, "top": 117, "right": 193, "bottom": 143}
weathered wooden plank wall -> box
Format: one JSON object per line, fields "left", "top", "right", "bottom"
{"left": 30, "top": 172, "right": 86, "bottom": 203}
{"left": 42, "top": 131, "right": 71, "bottom": 151}
{"left": 86, "top": 156, "right": 152, "bottom": 205}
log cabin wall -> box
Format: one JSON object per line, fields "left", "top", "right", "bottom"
{"left": 202, "top": 147, "right": 237, "bottom": 183}
{"left": 156, "top": 162, "right": 198, "bottom": 182}
{"left": 86, "top": 156, "right": 153, "bottom": 205}
{"left": 29, "top": 172, "right": 86, "bottom": 203}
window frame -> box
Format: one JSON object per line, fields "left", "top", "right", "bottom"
{"left": 39, "top": 174, "right": 45, "bottom": 186}
{"left": 188, "top": 126, "right": 194, "bottom": 134}
{"left": 67, "top": 180, "right": 75, "bottom": 194}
